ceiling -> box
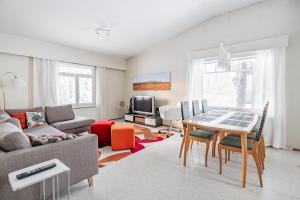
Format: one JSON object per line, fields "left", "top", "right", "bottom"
{"left": 0, "top": 0, "right": 263, "bottom": 58}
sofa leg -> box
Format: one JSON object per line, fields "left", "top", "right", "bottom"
{"left": 87, "top": 177, "right": 93, "bottom": 186}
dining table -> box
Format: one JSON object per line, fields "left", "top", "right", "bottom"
{"left": 181, "top": 109, "right": 259, "bottom": 188}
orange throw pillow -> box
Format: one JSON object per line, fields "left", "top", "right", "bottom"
{"left": 10, "top": 112, "right": 27, "bottom": 129}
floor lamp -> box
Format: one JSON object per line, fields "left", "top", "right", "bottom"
{"left": 1, "top": 72, "right": 27, "bottom": 110}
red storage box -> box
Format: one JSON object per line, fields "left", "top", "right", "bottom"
{"left": 91, "top": 121, "right": 115, "bottom": 146}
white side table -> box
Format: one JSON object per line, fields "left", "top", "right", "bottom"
{"left": 8, "top": 159, "right": 71, "bottom": 200}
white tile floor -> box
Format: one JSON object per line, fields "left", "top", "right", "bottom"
{"left": 61, "top": 131, "right": 300, "bottom": 200}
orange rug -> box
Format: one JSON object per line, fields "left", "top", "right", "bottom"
{"left": 98, "top": 124, "right": 173, "bottom": 168}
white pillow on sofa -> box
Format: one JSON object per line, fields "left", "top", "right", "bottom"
{"left": 26, "top": 112, "right": 46, "bottom": 128}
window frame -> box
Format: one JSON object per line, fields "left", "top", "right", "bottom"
{"left": 58, "top": 62, "right": 96, "bottom": 108}
{"left": 200, "top": 52, "right": 258, "bottom": 109}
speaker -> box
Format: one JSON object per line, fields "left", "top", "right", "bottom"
{"left": 155, "top": 107, "right": 160, "bottom": 117}
{"left": 128, "top": 97, "right": 133, "bottom": 114}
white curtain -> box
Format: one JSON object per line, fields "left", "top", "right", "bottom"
{"left": 187, "top": 48, "right": 286, "bottom": 149}
{"left": 186, "top": 59, "right": 205, "bottom": 102}
{"left": 253, "top": 48, "right": 286, "bottom": 148}
{"left": 32, "top": 58, "right": 59, "bottom": 107}
{"left": 96, "top": 66, "right": 108, "bottom": 120}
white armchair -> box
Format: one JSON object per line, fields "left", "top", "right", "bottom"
{"left": 158, "top": 105, "right": 182, "bottom": 134}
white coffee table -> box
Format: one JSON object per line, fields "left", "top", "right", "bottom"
{"left": 8, "top": 158, "right": 71, "bottom": 200}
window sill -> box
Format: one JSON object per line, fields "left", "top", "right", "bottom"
{"left": 73, "top": 105, "right": 97, "bottom": 109}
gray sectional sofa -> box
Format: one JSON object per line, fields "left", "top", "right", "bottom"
{"left": 0, "top": 105, "right": 98, "bottom": 200}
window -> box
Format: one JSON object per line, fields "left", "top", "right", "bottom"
{"left": 198, "top": 53, "right": 257, "bottom": 108}
{"left": 57, "top": 62, "right": 96, "bottom": 108}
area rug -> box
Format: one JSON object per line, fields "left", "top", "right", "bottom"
{"left": 98, "top": 124, "right": 173, "bottom": 168}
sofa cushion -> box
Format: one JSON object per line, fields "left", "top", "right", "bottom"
{"left": 0, "top": 109, "right": 11, "bottom": 123}
{"left": 63, "top": 126, "right": 91, "bottom": 134}
{"left": 51, "top": 116, "right": 94, "bottom": 131}
{"left": 6, "top": 117, "right": 22, "bottom": 130}
{"left": 45, "top": 104, "right": 75, "bottom": 124}
{"left": 0, "top": 122, "right": 31, "bottom": 152}
{"left": 23, "top": 124, "right": 66, "bottom": 137}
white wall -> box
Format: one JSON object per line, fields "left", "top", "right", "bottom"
{"left": 74, "top": 68, "right": 125, "bottom": 120}
{"left": 105, "top": 69, "right": 126, "bottom": 119}
{"left": 0, "top": 53, "right": 31, "bottom": 109}
{"left": 0, "top": 35, "right": 126, "bottom": 120}
{"left": 0, "top": 33, "right": 126, "bottom": 70}
{"left": 125, "top": 0, "right": 300, "bottom": 148}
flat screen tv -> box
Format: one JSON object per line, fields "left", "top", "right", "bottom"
{"left": 132, "top": 96, "right": 155, "bottom": 115}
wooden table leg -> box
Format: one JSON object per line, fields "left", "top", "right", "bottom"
{"left": 179, "top": 127, "right": 187, "bottom": 158}
{"left": 183, "top": 124, "right": 192, "bottom": 166}
{"left": 241, "top": 133, "right": 248, "bottom": 188}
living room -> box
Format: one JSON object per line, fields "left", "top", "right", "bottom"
{"left": 0, "top": 0, "right": 300, "bottom": 199}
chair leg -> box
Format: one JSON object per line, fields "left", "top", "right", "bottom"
{"left": 218, "top": 144, "right": 223, "bottom": 175}
{"left": 261, "top": 136, "right": 266, "bottom": 159}
{"left": 212, "top": 135, "right": 217, "bottom": 157}
{"left": 190, "top": 140, "right": 194, "bottom": 150}
{"left": 205, "top": 141, "right": 210, "bottom": 167}
{"left": 179, "top": 129, "right": 186, "bottom": 158}
{"left": 252, "top": 153, "right": 263, "bottom": 187}
{"left": 257, "top": 142, "right": 265, "bottom": 171}
{"left": 227, "top": 151, "right": 231, "bottom": 161}
{"left": 256, "top": 150, "right": 263, "bottom": 174}
{"left": 184, "top": 135, "right": 191, "bottom": 166}
{"left": 258, "top": 150, "right": 265, "bottom": 170}
{"left": 225, "top": 150, "right": 228, "bottom": 164}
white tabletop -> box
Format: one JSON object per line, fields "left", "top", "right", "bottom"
{"left": 8, "top": 159, "right": 70, "bottom": 191}
{"left": 183, "top": 110, "right": 258, "bottom": 133}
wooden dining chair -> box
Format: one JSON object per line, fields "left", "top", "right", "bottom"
{"left": 180, "top": 101, "right": 217, "bottom": 167}
{"left": 217, "top": 102, "right": 269, "bottom": 187}
{"left": 225, "top": 102, "right": 269, "bottom": 166}
{"left": 192, "top": 100, "right": 203, "bottom": 116}
{"left": 202, "top": 99, "right": 209, "bottom": 113}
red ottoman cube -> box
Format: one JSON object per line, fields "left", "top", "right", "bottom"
{"left": 91, "top": 121, "right": 115, "bottom": 146}
{"left": 111, "top": 124, "right": 135, "bottom": 151}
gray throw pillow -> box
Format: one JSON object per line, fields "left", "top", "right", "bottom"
{"left": 0, "top": 122, "right": 31, "bottom": 152}
{"left": 45, "top": 104, "right": 75, "bottom": 124}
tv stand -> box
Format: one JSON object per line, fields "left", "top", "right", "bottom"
{"left": 124, "top": 113, "right": 162, "bottom": 127}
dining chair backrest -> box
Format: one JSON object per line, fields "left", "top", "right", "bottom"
{"left": 181, "top": 101, "right": 192, "bottom": 120}
{"left": 192, "top": 100, "right": 202, "bottom": 116}
{"left": 255, "top": 102, "right": 269, "bottom": 141}
{"left": 202, "top": 99, "right": 209, "bottom": 113}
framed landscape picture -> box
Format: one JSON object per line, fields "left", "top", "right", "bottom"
{"left": 133, "top": 72, "right": 171, "bottom": 90}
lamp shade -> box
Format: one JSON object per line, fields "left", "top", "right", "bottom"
{"left": 11, "top": 77, "right": 27, "bottom": 88}
{"left": 1, "top": 76, "right": 27, "bottom": 89}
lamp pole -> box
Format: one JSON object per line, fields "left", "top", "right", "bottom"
{"left": 1, "top": 72, "right": 26, "bottom": 110}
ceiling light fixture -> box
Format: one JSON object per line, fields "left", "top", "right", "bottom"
{"left": 218, "top": 41, "right": 231, "bottom": 71}
{"left": 218, "top": 9, "right": 231, "bottom": 71}
{"left": 95, "top": 28, "right": 111, "bottom": 37}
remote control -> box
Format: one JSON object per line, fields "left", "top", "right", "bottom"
{"left": 16, "top": 163, "right": 57, "bottom": 180}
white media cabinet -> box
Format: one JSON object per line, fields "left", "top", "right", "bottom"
{"left": 125, "top": 114, "right": 162, "bottom": 127}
